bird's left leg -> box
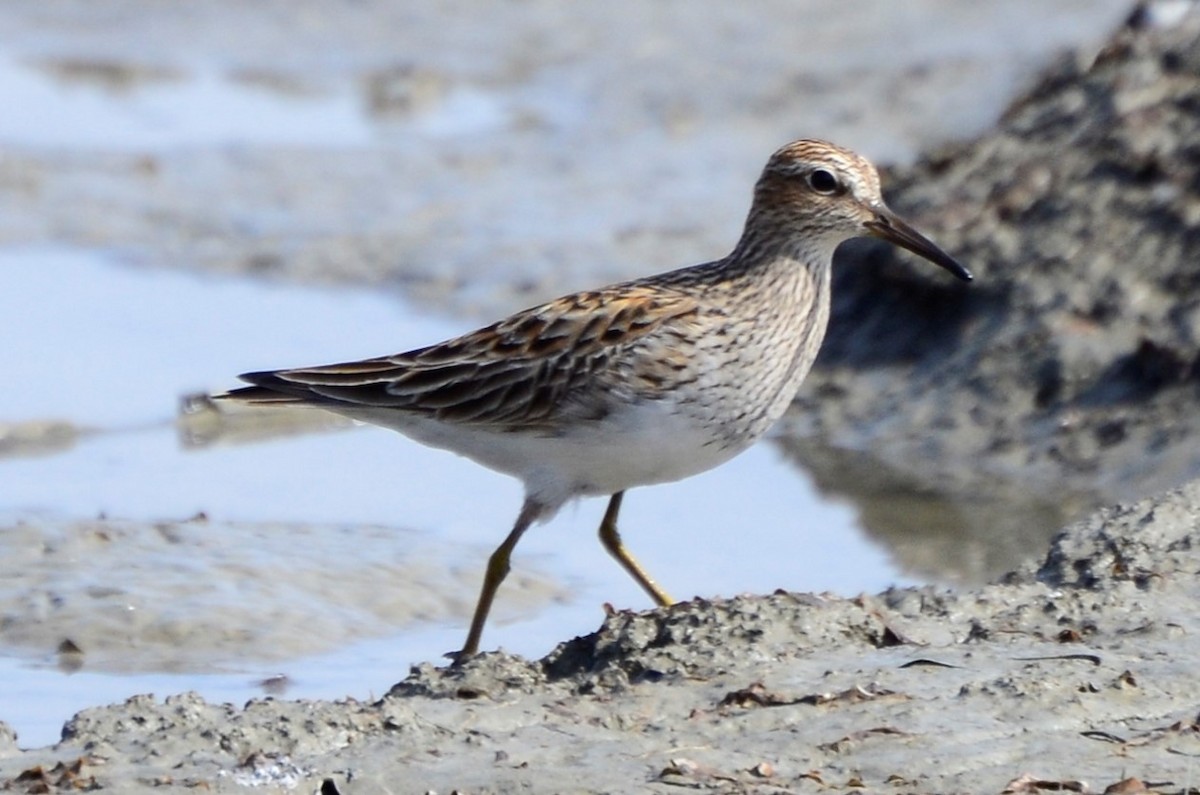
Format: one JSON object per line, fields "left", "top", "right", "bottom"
{"left": 597, "top": 491, "right": 674, "bottom": 606}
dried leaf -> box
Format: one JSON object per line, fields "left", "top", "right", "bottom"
{"left": 819, "top": 726, "right": 908, "bottom": 753}
{"left": 1002, "top": 773, "right": 1086, "bottom": 793}
{"left": 1115, "top": 670, "right": 1137, "bottom": 688}
{"left": 748, "top": 762, "right": 774, "bottom": 778}
{"left": 718, "top": 682, "right": 797, "bottom": 709}
{"left": 1081, "top": 730, "right": 1127, "bottom": 744}
{"left": 900, "top": 658, "right": 959, "bottom": 669}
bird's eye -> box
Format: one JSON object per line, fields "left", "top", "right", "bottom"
{"left": 806, "top": 168, "right": 840, "bottom": 195}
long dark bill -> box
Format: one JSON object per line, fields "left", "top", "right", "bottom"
{"left": 865, "top": 207, "right": 973, "bottom": 282}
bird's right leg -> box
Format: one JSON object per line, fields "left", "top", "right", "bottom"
{"left": 458, "top": 498, "right": 541, "bottom": 661}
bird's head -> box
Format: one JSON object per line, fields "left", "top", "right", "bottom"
{"left": 748, "top": 139, "right": 972, "bottom": 282}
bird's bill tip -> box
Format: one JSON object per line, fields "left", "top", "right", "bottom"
{"left": 865, "top": 209, "right": 973, "bottom": 282}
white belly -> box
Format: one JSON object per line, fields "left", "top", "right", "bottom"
{"left": 346, "top": 398, "right": 750, "bottom": 517}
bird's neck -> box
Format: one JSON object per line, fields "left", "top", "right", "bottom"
{"left": 718, "top": 220, "right": 835, "bottom": 298}
{"left": 728, "top": 211, "right": 838, "bottom": 270}
{"left": 707, "top": 221, "right": 834, "bottom": 423}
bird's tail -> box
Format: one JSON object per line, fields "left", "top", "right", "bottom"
{"left": 212, "top": 385, "right": 310, "bottom": 405}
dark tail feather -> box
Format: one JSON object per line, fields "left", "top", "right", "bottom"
{"left": 215, "top": 370, "right": 318, "bottom": 404}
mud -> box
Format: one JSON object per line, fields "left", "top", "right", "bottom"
{"left": 801, "top": 9, "right": 1200, "bottom": 511}
{"left": 0, "top": 515, "right": 567, "bottom": 672}
{"left": 3, "top": 478, "right": 1198, "bottom": 792}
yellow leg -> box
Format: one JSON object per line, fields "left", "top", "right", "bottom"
{"left": 458, "top": 500, "right": 540, "bottom": 661}
{"left": 597, "top": 491, "right": 674, "bottom": 606}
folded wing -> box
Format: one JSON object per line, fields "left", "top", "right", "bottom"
{"left": 226, "top": 286, "right": 700, "bottom": 429}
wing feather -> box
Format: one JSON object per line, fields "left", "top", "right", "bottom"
{"left": 225, "top": 285, "right": 700, "bottom": 429}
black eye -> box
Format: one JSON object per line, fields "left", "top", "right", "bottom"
{"left": 806, "top": 168, "right": 839, "bottom": 194}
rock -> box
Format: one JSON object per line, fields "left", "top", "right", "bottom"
{"left": 803, "top": 12, "right": 1200, "bottom": 508}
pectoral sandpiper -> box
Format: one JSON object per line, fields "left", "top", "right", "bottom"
{"left": 220, "top": 139, "right": 971, "bottom": 659}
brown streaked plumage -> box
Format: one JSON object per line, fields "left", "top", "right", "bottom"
{"left": 220, "top": 139, "right": 972, "bottom": 660}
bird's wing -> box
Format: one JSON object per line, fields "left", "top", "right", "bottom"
{"left": 226, "top": 285, "right": 701, "bottom": 428}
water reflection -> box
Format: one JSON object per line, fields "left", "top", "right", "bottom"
{"left": 0, "top": 420, "right": 92, "bottom": 460}
{"left": 176, "top": 393, "right": 354, "bottom": 449}
{"left": 775, "top": 434, "right": 1097, "bottom": 585}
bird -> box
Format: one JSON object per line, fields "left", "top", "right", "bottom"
{"left": 218, "top": 139, "right": 972, "bottom": 660}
